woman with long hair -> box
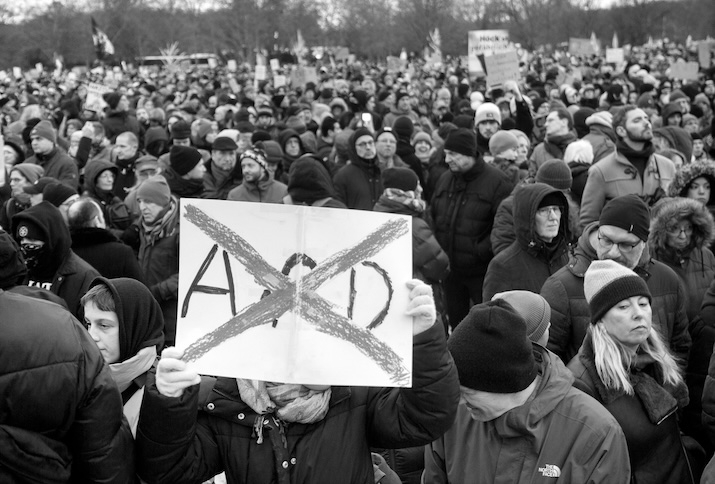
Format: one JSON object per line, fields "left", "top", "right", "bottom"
{"left": 567, "top": 259, "right": 694, "bottom": 483}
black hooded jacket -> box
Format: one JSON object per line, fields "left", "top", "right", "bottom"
{"left": 286, "top": 156, "right": 346, "bottom": 208}
{"left": 12, "top": 201, "right": 99, "bottom": 315}
{"left": 333, "top": 128, "right": 383, "bottom": 210}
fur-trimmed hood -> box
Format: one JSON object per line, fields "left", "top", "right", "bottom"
{"left": 668, "top": 159, "right": 715, "bottom": 205}
{"left": 649, "top": 196, "right": 715, "bottom": 253}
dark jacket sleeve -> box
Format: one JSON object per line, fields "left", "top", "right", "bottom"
{"left": 490, "top": 196, "right": 515, "bottom": 256}
{"left": 413, "top": 218, "right": 449, "bottom": 284}
{"left": 136, "top": 373, "right": 222, "bottom": 484}
{"left": 514, "top": 98, "right": 534, "bottom": 139}
{"left": 701, "top": 280, "right": 715, "bottom": 448}
{"left": 476, "top": 177, "right": 513, "bottom": 263}
{"left": 68, "top": 319, "right": 135, "bottom": 483}
{"left": 541, "top": 274, "right": 572, "bottom": 363}
{"left": 366, "top": 322, "right": 460, "bottom": 449}
{"left": 671, "top": 279, "right": 692, "bottom": 372}
{"left": 75, "top": 136, "right": 92, "bottom": 170}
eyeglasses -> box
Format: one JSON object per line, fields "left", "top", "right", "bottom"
{"left": 356, "top": 140, "right": 375, "bottom": 149}
{"left": 667, "top": 224, "right": 693, "bottom": 237}
{"left": 597, "top": 231, "right": 641, "bottom": 253}
{"left": 536, "top": 205, "right": 562, "bottom": 217}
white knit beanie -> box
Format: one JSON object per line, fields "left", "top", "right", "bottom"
{"left": 474, "top": 102, "right": 502, "bottom": 126}
{"left": 584, "top": 260, "right": 651, "bottom": 324}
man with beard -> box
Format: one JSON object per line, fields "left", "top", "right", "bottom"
{"left": 12, "top": 201, "right": 99, "bottom": 316}
{"left": 227, "top": 148, "right": 286, "bottom": 204}
{"left": 541, "top": 194, "right": 690, "bottom": 368}
{"left": 529, "top": 108, "right": 577, "bottom": 174}
{"left": 579, "top": 106, "right": 676, "bottom": 227}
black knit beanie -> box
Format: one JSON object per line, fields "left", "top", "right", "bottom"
{"left": 382, "top": 167, "right": 418, "bottom": 192}
{"left": 170, "top": 145, "right": 203, "bottom": 176}
{"left": 448, "top": 299, "right": 538, "bottom": 393}
{"left": 443, "top": 128, "right": 476, "bottom": 157}
{"left": 598, "top": 194, "right": 650, "bottom": 242}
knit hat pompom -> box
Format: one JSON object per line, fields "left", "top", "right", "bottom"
{"left": 448, "top": 299, "right": 538, "bottom": 393}
{"left": 584, "top": 259, "right": 651, "bottom": 324}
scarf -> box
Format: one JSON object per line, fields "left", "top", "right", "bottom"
{"left": 210, "top": 161, "right": 232, "bottom": 189}
{"left": 544, "top": 132, "right": 578, "bottom": 158}
{"left": 383, "top": 188, "right": 425, "bottom": 213}
{"left": 140, "top": 199, "right": 179, "bottom": 255}
{"left": 616, "top": 139, "right": 655, "bottom": 181}
{"left": 236, "top": 379, "right": 331, "bottom": 427}
{"left": 109, "top": 346, "right": 156, "bottom": 392}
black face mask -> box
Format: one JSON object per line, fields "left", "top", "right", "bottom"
{"left": 20, "top": 242, "right": 46, "bottom": 271}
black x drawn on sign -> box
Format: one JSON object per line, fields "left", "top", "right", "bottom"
{"left": 181, "top": 204, "right": 411, "bottom": 385}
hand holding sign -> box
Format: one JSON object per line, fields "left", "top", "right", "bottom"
{"left": 156, "top": 347, "right": 201, "bottom": 398}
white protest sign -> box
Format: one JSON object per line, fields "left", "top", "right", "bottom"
{"left": 270, "top": 58, "right": 280, "bottom": 71}
{"left": 255, "top": 65, "right": 267, "bottom": 81}
{"left": 84, "top": 82, "right": 112, "bottom": 112}
{"left": 484, "top": 50, "right": 520, "bottom": 87}
{"left": 606, "top": 48, "right": 624, "bottom": 64}
{"left": 176, "top": 200, "right": 413, "bottom": 387}
{"left": 670, "top": 61, "right": 700, "bottom": 81}
{"left": 35, "top": 63, "right": 44, "bottom": 73}
{"left": 208, "top": 57, "right": 218, "bottom": 69}
{"left": 12, "top": 67, "right": 21, "bottom": 79}
{"left": 468, "top": 30, "right": 509, "bottom": 74}
{"left": 273, "top": 74, "right": 287, "bottom": 88}
{"left": 227, "top": 60, "right": 237, "bottom": 72}
{"left": 335, "top": 47, "right": 350, "bottom": 61}
{"left": 290, "top": 66, "right": 318, "bottom": 88}
{"left": 698, "top": 42, "right": 715, "bottom": 69}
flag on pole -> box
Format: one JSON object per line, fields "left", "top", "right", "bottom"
{"left": 91, "top": 17, "right": 115, "bottom": 60}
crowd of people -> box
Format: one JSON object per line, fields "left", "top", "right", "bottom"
{"left": 3, "top": 38, "right": 715, "bottom": 483}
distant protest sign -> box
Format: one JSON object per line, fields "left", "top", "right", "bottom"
{"left": 85, "top": 82, "right": 112, "bottom": 112}
{"left": 569, "top": 38, "right": 596, "bottom": 56}
{"left": 606, "top": 48, "right": 625, "bottom": 64}
{"left": 176, "top": 200, "right": 413, "bottom": 387}
{"left": 270, "top": 58, "right": 280, "bottom": 71}
{"left": 273, "top": 74, "right": 286, "bottom": 88}
{"left": 254, "top": 65, "right": 267, "bottom": 81}
{"left": 468, "top": 30, "right": 510, "bottom": 74}
{"left": 699, "top": 41, "right": 715, "bottom": 68}
{"left": 484, "top": 50, "right": 520, "bottom": 87}
{"left": 670, "top": 61, "right": 700, "bottom": 81}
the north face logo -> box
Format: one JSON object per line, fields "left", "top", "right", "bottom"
{"left": 538, "top": 464, "right": 561, "bottom": 478}
{"left": 485, "top": 113, "right": 494, "bottom": 119}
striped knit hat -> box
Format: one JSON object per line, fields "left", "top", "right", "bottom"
{"left": 584, "top": 260, "right": 651, "bottom": 324}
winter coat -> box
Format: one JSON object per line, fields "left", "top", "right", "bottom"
{"left": 568, "top": 333, "right": 693, "bottom": 484}
{"left": 284, "top": 156, "right": 346, "bottom": 209}
{"left": 25, "top": 147, "right": 79, "bottom": 189}
{"left": 394, "top": 139, "right": 425, "bottom": 188}
{"left": 583, "top": 124, "right": 617, "bottom": 163}
{"left": 333, "top": 134, "right": 383, "bottom": 211}
{"left": 83, "top": 159, "right": 133, "bottom": 231}
{"left": 649, "top": 197, "right": 715, "bottom": 320}
{"left": 424, "top": 345, "right": 631, "bottom": 483}
{"left": 483, "top": 184, "right": 570, "bottom": 301}
{"left": 102, "top": 110, "right": 142, "bottom": 143}
{"left": 541, "top": 222, "right": 691, "bottom": 367}
{"left": 430, "top": 156, "right": 513, "bottom": 277}
{"left": 529, "top": 132, "right": 578, "bottom": 170}
{"left": 163, "top": 166, "right": 205, "bottom": 199}
{"left": 70, "top": 227, "right": 145, "bottom": 283}
{"left": 227, "top": 171, "right": 287, "bottom": 204}
{"left": 373, "top": 197, "right": 449, "bottom": 284}
{"left": 579, "top": 150, "right": 676, "bottom": 227}
{"left": 568, "top": 161, "right": 591, "bottom": 204}
{"left": 135, "top": 322, "right": 460, "bottom": 484}
{"left": 113, "top": 153, "right": 141, "bottom": 200}
{"left": 0, "top": 290, "right": 134, "bottom": 483}
{"left": 202, "top": 158, "right": 242, "bottom": 200}
{"left": 695, "top": 281, "right": 715, "bottom": 452}
{"left": 139, "top": 200, "right": 179, "bottom": 346}
{"left": 667, "top": 159, "right": 715, "bottom": 217}
{"left": 12, "top": 201, "right": 99, "bottom": 316}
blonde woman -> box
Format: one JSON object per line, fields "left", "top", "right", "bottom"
{"left": 568, "top": 259, "right": 694, "bottom": 484}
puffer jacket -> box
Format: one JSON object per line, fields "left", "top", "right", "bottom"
{"left": 373, "top": 196, "right": 449, "bottom": 284}
{"left": 541, "top": 222, "right": 691, "bottom": 367}
{"left": 430, "top": 156, "right": 513, "bottom": 277}
{"left": 424, "top": 345, "right": 631, "bottom": 483}
{"left": 579, "top": 150, "right": 676, "bottom": 227}
{"left": 483, "top": 184, "right": 570, "bottom": 301}
{"left": 649, "top": 197, "right": 715, "bottom": 320}
{"left": 136, "top": 322, "right": 460, "bottom": 484}
{"left": 0, "top": 290, "right": 134, "bottom": 483}
{"left": 569, "top": 333, "right": 693, "bottom": 484}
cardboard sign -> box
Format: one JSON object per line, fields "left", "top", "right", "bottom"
{"left": 270, "top": 58, "right": 280, "bottom": 71}
{"left": 569, "top": 38, "right": 596, "bottom": 56}
{"left": 84, "top": 82, "right": 112, "bottom": 112}
{"left": 484, "top": 50, "right": 520, "bottom": 87}
{"left": 289, "top": 66, "right": 318, "bottom": 88}
{"left": 386, "top": 56, "right": 403, "bottom": 72}
{"left": 12, "top": 67, "right": 21, "bottom": 79}
{"left": 606, "top": 48, "right": 624, "bottom": 64}
{"left": 468, "top": 30, "right": 510, "bottom": 73}
{"left": 273, "top": 74, "right": 287, "bottom": 88}
{"left": 176, "top": 200, "right": 413, "bottom": 387}
{"left": 255, "top": 65, "right": 267, "bottom": 81}
{"left": 335, "top": 47, "right": 350, "bottom": 61}
{"left": 227, "top": 60, "right": 237, "bottom": 72}
{"left": 670, "top": 60, "right": 700, "bottom": 81}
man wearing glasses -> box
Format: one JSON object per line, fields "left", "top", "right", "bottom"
{"left": 541, "top": 194, "right": 690, "bottom": 369}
